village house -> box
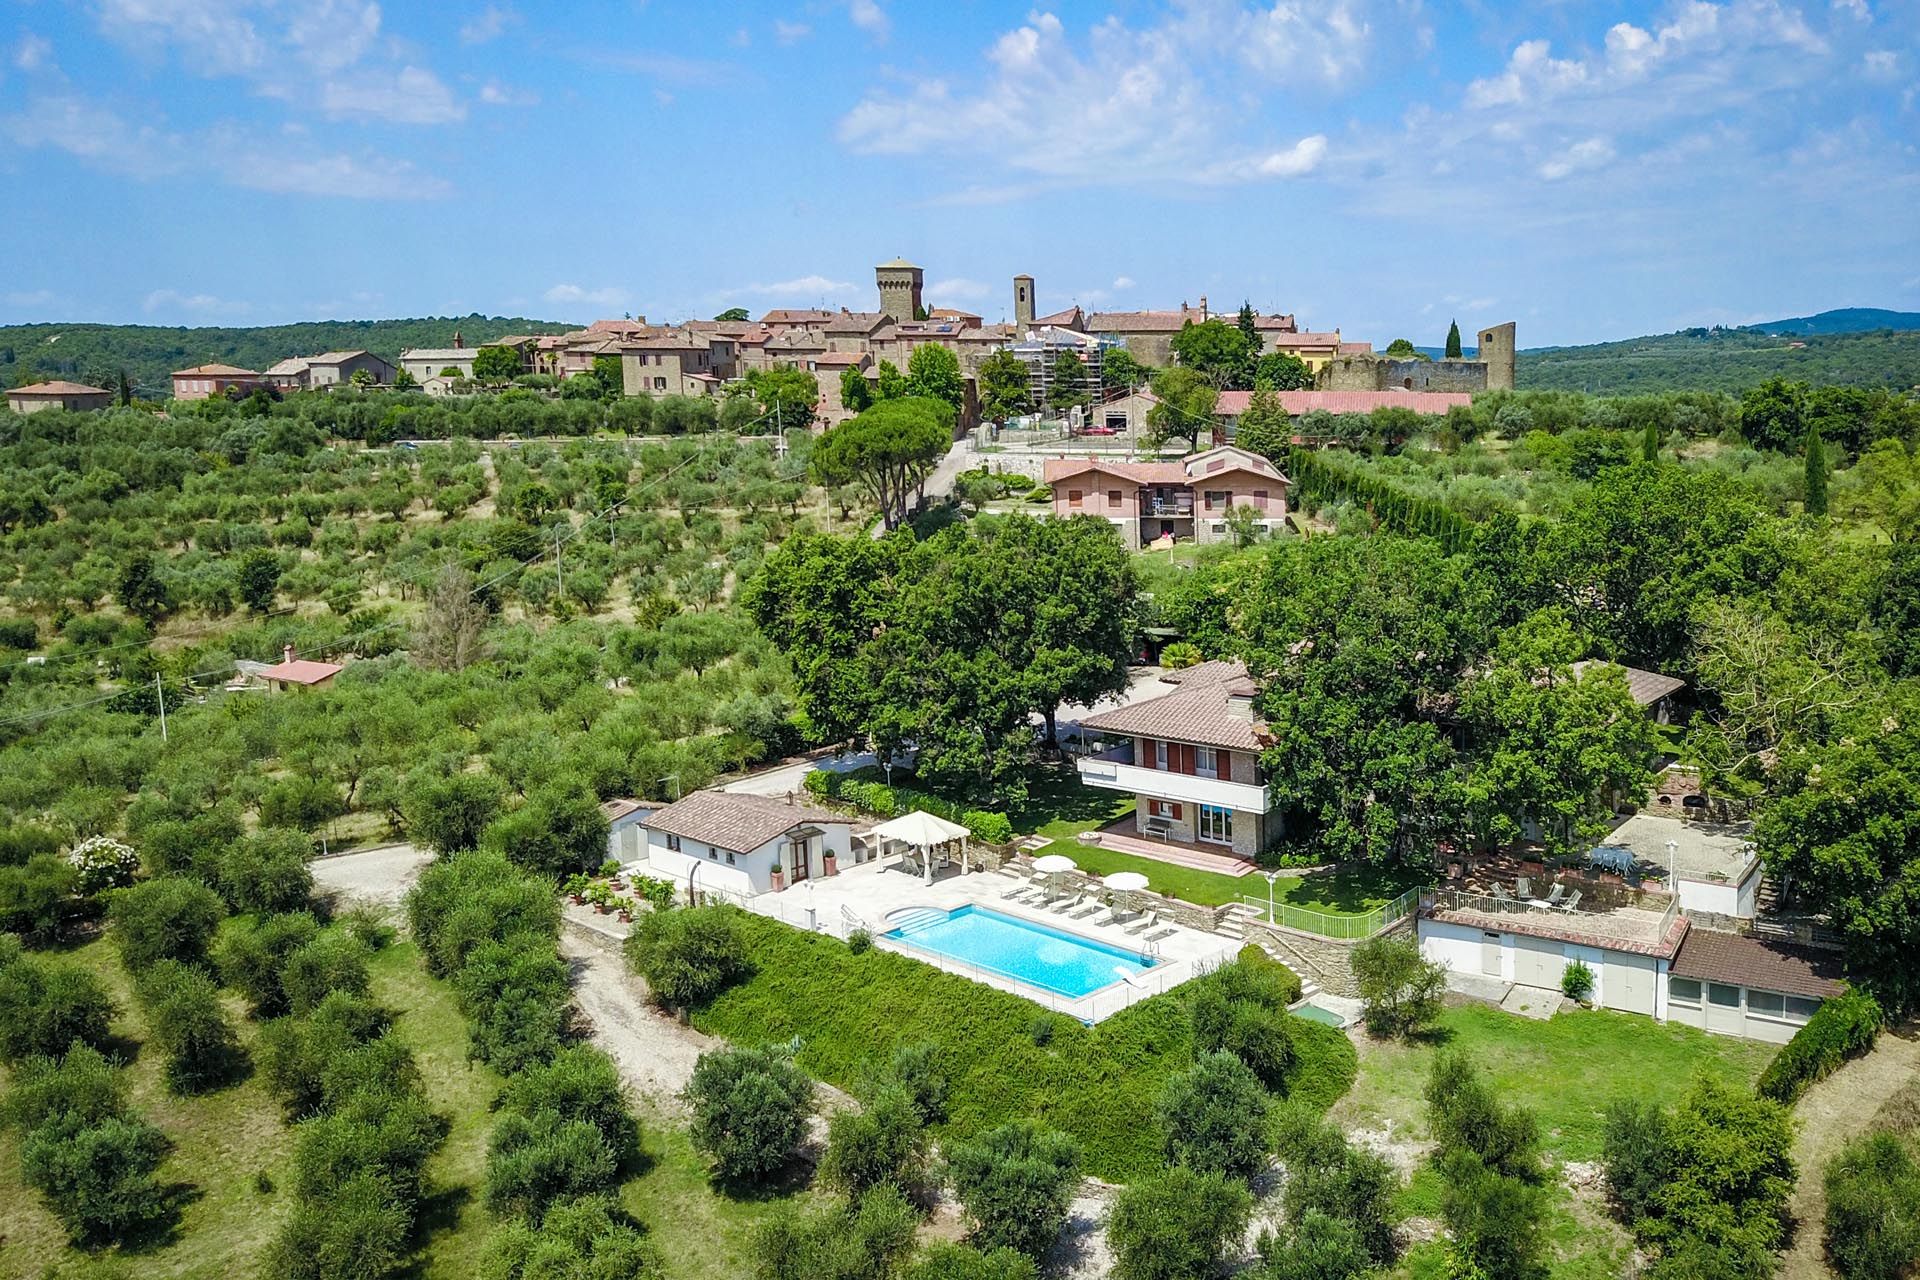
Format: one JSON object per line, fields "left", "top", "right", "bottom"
{"left": 257, "top": 646, "right": 342, "bottom": 692}
{"left": 1075, "top": 660, "right": 1279, "bottom": 862}
{"left": 1043, "top": 445, "right": 1290, "bottom": 549}
{"left": 6, "top": 381, "right": 112, "bottom": 414}
{"left": 171, "top": 363, "right": 267, "bottom": 401}
{"left": 263, "top": 350, "right": 396, "bottom": 392}
{"left": 809, "top": 350, "right": 872, "bottom": 424}
{"left": 619, "top": 331, "right": 724, "bottom": 397}
{"left": 639, "top": 790, "right": 852, "bottom": 898}
{"left": 399, "top": 346, "right": 478, "bottom": 382}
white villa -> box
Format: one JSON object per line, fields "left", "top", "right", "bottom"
{"left": 638, "top": 790, "right": 851, "bottom": 898}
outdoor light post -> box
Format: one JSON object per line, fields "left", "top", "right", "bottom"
{"left": 1262, "top": 869, "right": 1283, "bottom": 923}
{"left": 1665, "top": 839, "right": 1677, "bottom": 886}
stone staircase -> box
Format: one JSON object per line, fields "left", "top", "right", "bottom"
{"left": 1215, "top": 901, "right": 1262, "bottom": 941}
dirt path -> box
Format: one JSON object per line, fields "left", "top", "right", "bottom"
{"left": 311, "top": 842, "right": 434, "bottom": 910}
{"left": 1780, "top": 1024, "right": 1920, "bottom": 1280}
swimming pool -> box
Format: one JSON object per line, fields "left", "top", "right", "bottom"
{"left": 882, "top": 905, "right": 1158, "bottom": 999}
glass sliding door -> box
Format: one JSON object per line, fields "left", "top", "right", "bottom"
{"left": 1197, "top": 804, "right": 1233, "bottom": 845}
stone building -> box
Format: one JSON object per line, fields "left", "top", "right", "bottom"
{"left": 875, "top": 257, "right": 924, "bottom": 324}
{"left": 7, "top": 380, "right": 112, "bottom": 413}
{"left": 1319, "top": 321, "right": 1516, "bottom": 393}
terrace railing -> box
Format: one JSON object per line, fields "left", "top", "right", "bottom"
{"left": 1236, "top": 883, "right": 1425, "bottom": 941}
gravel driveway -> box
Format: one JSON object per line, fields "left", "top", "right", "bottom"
{"left": 311, "top": 842, "right": 435, "bottom": 909}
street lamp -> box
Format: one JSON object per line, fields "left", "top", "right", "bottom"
{"left": 1261, "top": 869, "right": 1283, "bottom": 923}
{"left": 1665, "top": 839, "right": 1677, "bottom": 888}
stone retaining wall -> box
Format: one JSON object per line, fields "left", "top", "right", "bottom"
{"left": 1242, "top": 914, "right": 1413, "bottom": 998}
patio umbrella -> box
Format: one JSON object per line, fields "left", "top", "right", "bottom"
{"left": 1103, "top": 870, "right": 1149, "bottom": 917}
{"left": 1032, "top": 852, "right": 1077, "bottom": 901}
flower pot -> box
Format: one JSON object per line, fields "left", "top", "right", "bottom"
{"left": 609, "top": 880, "right": 626, "bottom": 891}
{"left": 594, "top": 902, "right": 611, "bottom": 914}
{"left": 823, "top": 854, "right": 838, "bottom": 877}
{"left": 617, "top": 910, "right": 633, "bottom": 923}
{"left": 568, "top": 894, "right": 585, "bottom": 905}
{"left": 771, "top": 869, "right": 785, "bottom": 892}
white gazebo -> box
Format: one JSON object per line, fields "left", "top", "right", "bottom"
{"left": 872, "top": 810, "right": 973, "bottom": 884}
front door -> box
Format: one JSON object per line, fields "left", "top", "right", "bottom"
{"left": 789, "top": 837, "right": 811, "bottom": 884}
{"left": 1481, "top": 931, "right": 1503, "bottom": 976}
{"left": 1197, "top": 804, "right": 1233, "bottom": 845}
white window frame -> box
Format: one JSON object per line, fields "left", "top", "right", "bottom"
{"left": 1154, "top": 740, "right": 1169, "bottom": 771}
{"left": 1197, "top": 804, "right": 1233, "bottom": 845}
{"left": 1194, "top": 746, "right": 1218, "bottom": 778}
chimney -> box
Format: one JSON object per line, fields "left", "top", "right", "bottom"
{"left": 282, "top": 645, "right": 295, "bottom": 664}
{"left": 1199, "top": 295, "right": 1209, "bottom": 321}
{"left": 1180, "top": 301, "right": 1189, "bottom": 319}
{"left": 1225, "top": 680, "right": 1257, "bottom": 720}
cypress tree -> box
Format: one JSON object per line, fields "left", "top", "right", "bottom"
{"left": 1444, "top": 320, "right": 1463, "bottom": 359}
{"left": 1642, "top": 420, "right": 1659, "bottom": 462}
{"left": 1804, "top": 425, "right": 1829, "bottom": 517}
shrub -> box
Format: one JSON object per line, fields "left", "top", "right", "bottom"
{"left": 848, "top": 927, "right": 873, "bottom": 954}
{"left": 292, "top": 1088, "right": 444, "bottom": 1204}
{"left": 0, "top": 954, "right": 116, "bottom": 1064}
{"left": 280, "top": 931, "right": 372, "bottom": 1016}
{"left": 455, "top": 935, "right": 570, "bottom": 1072}
{"left": 1823, "top": 1131, "right": 1920, "bottom": 1280}
{"left": 485, "top": 1109, "right": 618, "bottom": 1221}
{"left": 218, "top": 828, "right": 315, "bottom": 914}
{"left": 0, "top": 823, "right": 62, "bottom": 867}
{"left": 1757, "top": 989, "right": 1882, "bottom": 1104}
{"left": 256, "top": 991, "right": 389, "bottom": 1117}
{"left": 1424, "top": 1052, "right": 1541, "bottom": 1181}
{"left": 495, "top": 1046, "right": 640, "bottom": 1168}
{"left": 819, "top": 1084, "right": 927, "bottom": 1196}
{"left": 751, "top": 1184, "right": 919, "bottom": 1280}
{"left": 1189, "top": 979, "right": 1296, "bottom": 1091}
{"left": 134, "top": 959, "right": 243, "bottom": 1094}
{"left": 214, "top": 910, "right": 320, "bottom": 1016}
{"left": 1156, "top": 1050, "right": 1271, "bottom": 1181}
{"left": 1602, "top": 1097, "right": 1670, "bottom": 1225}
{"left": 625, "top": 903, "right": 749, "bottom": 1009}
{"left": 803, "top": 770, "right": 1015, "bottom": 845}
{"left": 903, "top": 1243, "right": 1039, "bottom": 1280}
{"left": 19, "top": 1111, "right": 173, "bottom": 1246}
{"left": 962, "top": 810, "right": 1015, "bottom": 845}
{"left": 1647, "top": 1077, "right": 1796, "bottom": 1258}
{"left": 108, "top": 875, "right": 226, "bottom": 970}
{"left": 401, "top": 771, "right": 504, "bottom": 856}
{"left": 1273, "top": 1106, "right": 1400, "bottom": 1266}
{"left": 1108, "top": 1165, "right": 1254, "bottom": 1280}
{"left": 1254, "top": 1209, "right": 1373, "bottom": 1280}
{"left": 1438, "top": 1150, "right": 1548, "bottom": 1280}
{"left": 65, "top": 836, "right": 139, "bottom": 895}
{"left": 884, "top": 1040, "right": 948, "bottom": 1124}
{"left": 943, "top": 1120, "right": 1081, "bottom": 1260}
{"left": 630, "top": 874, "right": 675, "bottom": 911}
{"left": 1352, "top": 935, "right": 1447, "bottom": 1038}
{"left": 684, "top": 1044, "right": 813, "bottom": 1183}
{"left": 260, "top": 1170, "right": 411, "bottom": 1280}
{"left": 480, "top": 1194, "right": 664, "bottom": 1280}
{"left": 0, "top": 853, "right": 79, "bottom": 941}
{"left": 480, "top": 783, "right": 610, "bottom": 879}
{"left": 406, "top": 851, "right": 560, "bottom": 978}
{"left": 1560, "top": 959, "right": 1595, "bottom": 1002}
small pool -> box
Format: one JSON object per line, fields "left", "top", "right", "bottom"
{"left": 882, "top": 905, "right": 1158, "bottom": 1000}
{"left": 1291, "top": 1001, "right": 1350, "bottom": 1028}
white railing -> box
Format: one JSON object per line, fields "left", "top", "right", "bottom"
{"left": 1237, "top": 883, "right": 1425, "bottom": 941}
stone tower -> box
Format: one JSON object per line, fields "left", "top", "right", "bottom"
{"left": 876, "top": 257, "right": 924, "bottom": 324}
{"left": 1476, "top": 321, "right": 1517, "bottom": 390}
{"left": 1013, "top": 274, "right": 1035, "bottom": 331}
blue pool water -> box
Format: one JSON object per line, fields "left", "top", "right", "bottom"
{"left": 882, "top": 905, "right": 1157, "bottom": 999}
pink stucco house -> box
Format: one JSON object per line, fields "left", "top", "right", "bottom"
{"left": 1041, "top": 445, "right": 1289, "bottom": 549}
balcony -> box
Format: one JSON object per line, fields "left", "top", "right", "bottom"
{"left": 1076, "top": 746, "right": 1272, "bottom": 813}
{"left": 1142, "top": 493, "right": 1194, "bottom": 517}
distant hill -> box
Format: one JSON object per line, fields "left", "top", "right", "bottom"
{"left": 0, "top": 316, "right": 575, "bottom": 399}
{"left": 1518, "top": 326, "right": 1920, "bottom": 395}
{"left": 1743, "top": 307, "right": 1920, "bottom": 336}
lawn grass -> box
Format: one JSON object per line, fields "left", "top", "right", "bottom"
{"left": 1335, "top": 1001, "right": 1777, "bottom": 1164}
{"left": 692, "top": 911, "right": 1357, "bottom": 1181}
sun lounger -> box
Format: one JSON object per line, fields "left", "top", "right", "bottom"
{"left": 1000, "top": 882, "right": 1033, "bottom": 900}
{"left": 1544, "top": 883, "right": 1566, "bottom": 906}
{"left": 1145, "top": 926, "right": 1178, "bottom": 942}
{"left": 1068, "top": 900, "right": 1104, "bottom": 919}
{"left": 1492, "top": 885, "right": 1517, "bottom": 911}
{"left": 1124, "top": 911, "right": 1160, "bottom": 935}
{"left": 1557, "top": 889, "right": 1582, "bottom": 913}
{"left": 1047, "top": 894, "right": 1084, "bottom": 915}
{"left": 1515, "top": 876, "right": 1531, "bottom": 898}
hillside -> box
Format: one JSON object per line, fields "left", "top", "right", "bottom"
{"left": 0, "top": 315, "right": 574, "bottom": 398}
{"left": 1517, "top": 326, "right": 1920, "bottom": 394}
{"left": 1744, "top": 307, "right": 1920, "bottom": 336}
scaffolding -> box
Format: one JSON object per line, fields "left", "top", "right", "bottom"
{"left": 1008, "top": 326, "right": 1119, "bottom": 422}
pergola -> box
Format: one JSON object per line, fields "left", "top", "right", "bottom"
{"left": 871, "top": 810, "right": 972, "bottom": 885}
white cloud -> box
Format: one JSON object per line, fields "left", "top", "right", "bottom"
{"left": 849, "top": 0, "right": 888, "bottom": 38}
{"left": 284, "top": 0, "right": 381, "bottom": 74}
{"left": 928, "top": 277, "right": 990, "bottom": 301}
{"left": 544, "top": 284, "right": 631, "bottom": 308}
{"left": 837, "top": 7, "right": 1375, "bottom": 194}
{"left": 479, "top": 79, "right": 540, "bottom": 107}
{"left": 774, "top": 19, "right": 812, "bottom": 44}
{"left": 1862, "top": 49, "right": 1899, "bottom": 78}
{"left": 4, "top": 92, "right": 453, "bottom": 200}
{"left": 1112, "top": 276, "right": 1136, "bottom": 290}
{"left": 717, "top": 275, "right": 863, "bottom": 305}
{"left": 15, "top": 33, "right": 55, "bottom": 73}
{"left": 461, "top": 6, "right": 515, "bottom": 45}
{"left": 144, "top": 289, "right": 248, "bottom": 316}
{"left": 319, "top": 66, "right": 464, "bottom": 124}
{"left": 1538, "top": 136, "right": 1616, "bottom": 180}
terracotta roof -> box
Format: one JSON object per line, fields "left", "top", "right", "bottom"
{"left": 927, "top": 308, "right": 981, "bottom": 322}
{"left": 760, "top": 309, "right": 839, "bottom": 325}
{"left": 402, "top": 349, "right": 475, "bottom": 362}
{"left": 586, "top": 319, "right": 649, "bottom": 334}
{"left": 601, "top": 798, "right": 650, "bottom": 823}
{"left": 173, "top": 363, "right": 260, "bottom": 377}
{"left": 1081, "top": 659, "right": 1267, "bottom": 752}
{"left": 266, "top": 358, "right": 310, "bottom": 376}
{"left": 9, "top": 380, "right": 109, "bottom": 395}
{"left": 1159, "top": 659, "right": 1249, "bottom": 688}
{"left": 811, "top": 351, "right": 869, "bottom": 366}
{"left": 1338, "top": 342, "right": 1374, "bottom": 354}
{"left": 643, "top": 790, "right": 847, "bottom": 854}
{"left": 309, "top": 350, "right": 381, "bottom": 365}
{"left": 620, "top": 332, "right": 707, "bottom": 351}
{"left": 1042, "top": 457, "right": 1188, "bottom": 486}
{"left": 1034, "top": 306, "right": 1085, "bottom": 327}
{"left": 1671, "top": 930, "right": 1845, "bottom": 999}
{"left": 1265, "top": 331, "right": 1344, "bottom": 347}
{"left": 1184, "top": 446, "right": 1285, "bottom": 482}
{"left": 1088, "top": 309, "right": 1196, "bottom": 332}
{"left": 824, "top": 311, "right": 888, "bottom": 333}
{"left": 1216, "top": 390, "right": 1472, "bottom": 417}
{"left": 261, "top": 657, "right": 342, "bottom": 685}
{"left": 1571, "top": 661, "right": 1686, "bottom": 707}
{"left": 1428, "top": 901, "right": 1692, "bottom": 959}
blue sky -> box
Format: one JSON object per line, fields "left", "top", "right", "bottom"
{"left": 2, "top": 0, "right": 1916, "bottom": 346}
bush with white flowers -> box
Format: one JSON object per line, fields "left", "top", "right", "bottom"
{"left": 68, "top": 835, "right": 140, "bottom": 894}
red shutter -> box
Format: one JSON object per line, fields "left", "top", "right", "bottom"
{"left": 1217, "top": 749, "right": 1231, "bottom": 777}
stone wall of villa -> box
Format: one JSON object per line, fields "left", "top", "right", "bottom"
{"left": 1243, "top": 914, "right": 1414, "bottom": 998}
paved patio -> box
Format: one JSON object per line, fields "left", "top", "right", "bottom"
{"left": 1085, "top": 818, "right": 1259, "bottom": 876}
{"left": 641, "top": 850, "right": 1237, "bottom": 1023}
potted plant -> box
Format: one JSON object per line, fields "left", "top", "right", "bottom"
{"left": 823, "top": 851, "right": 838, "bottom": 877}
{"left": 599, "top": 859, "right": 622, "bottom": 878}
{"left": 616, "top": 897, "right": 634, "bottom": 923}
{"left": 770, "top": 867, "right": 786, "bottom": 893}
{"left": 591, "top": 885, "right": 614, "bottom": 914}
{"left": 563, "top": 873, "right": 590, "bottom": 904}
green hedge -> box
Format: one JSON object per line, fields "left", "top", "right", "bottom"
{"left": 803, "top": 770, "right": 1016, "bottom": 846}
{"left": 1757, "top": 989, "right": 1882, "bottom": 1104}
{"left": 691, "top": 911, "right": 1356, "bottom": 1180}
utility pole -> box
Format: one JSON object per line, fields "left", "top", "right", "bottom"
{"left": 155, "top": 672, "right": 168, "bottom": 743}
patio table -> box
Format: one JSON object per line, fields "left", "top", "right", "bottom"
{"left": 1526, "top": 898, "right": 1553, "bottom": 910}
